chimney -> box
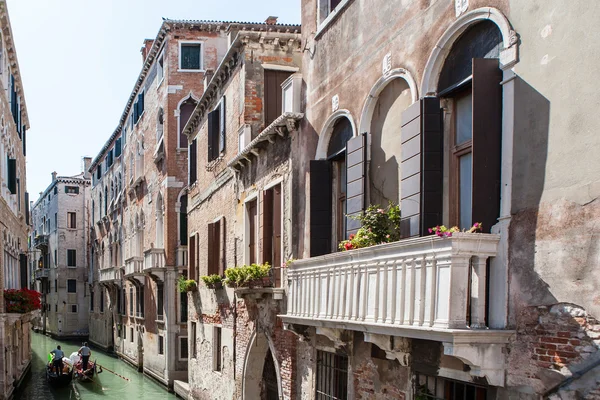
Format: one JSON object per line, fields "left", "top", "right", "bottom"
{"left": 204, "top": 69, "right": 215, "bottom": 92}
{"left": 83, "top": 157, "right": 92, "bottom": 179}
{"left": 140, "top": 39, "right": 154, "bottom": 63}
{"left": 51, "top": 172, "right": 57, "bottom": 182}
{"left": 265, "top": 16, "right": 278, "bottom": 25}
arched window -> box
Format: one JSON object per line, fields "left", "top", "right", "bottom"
{"left": 157, "top": 107, "right": 164, "bottom": 140}
{"left": 178, "top": 96, "right": 198, "bottom": 148}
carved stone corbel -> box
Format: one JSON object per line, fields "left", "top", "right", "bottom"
{"left": 364, "top": 333, "right": 411, "bottom": 366}
{"left": 316, "top": 327, "right": 346, "bottom": 349}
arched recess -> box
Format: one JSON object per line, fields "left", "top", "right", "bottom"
{"left": 421, "top": 7, "right": 519, "bottom": 96}
{"left": 314, "top": 110, "right": 357, "bottom": 160}
{"left": 176, "top": 93, "right": 199, "bottom": 149}
{"left": 242, "top": 330, "right": 283, "bottom": 400}
{"left": 359, "top": 69, "right": 418, "bottom": 207}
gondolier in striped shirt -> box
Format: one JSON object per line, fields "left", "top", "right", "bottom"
{"left": 78, "top": 342, "right": 92, "bottom": 371}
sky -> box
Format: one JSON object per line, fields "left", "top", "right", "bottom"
{"left": 7, "top": 0, "right": 301, "bottom": 201}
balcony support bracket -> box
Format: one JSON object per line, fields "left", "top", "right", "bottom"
{"left": 364, "top": 333, "right": 411, "bottom": 367}
{"left": 316, "top": 327, "right": 347, "bottom": 349}
{"left": 442, "top": 341, "right": 507, "bottom": 387}
{"left": 283, "top": 323, "right": 311, "bottom": 342}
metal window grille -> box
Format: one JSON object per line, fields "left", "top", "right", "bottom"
{"left": 414, "top": 373, "right": 488, "bottom": 400}
{"left": 316, "top": 351, "right": 348, "bottom": 400}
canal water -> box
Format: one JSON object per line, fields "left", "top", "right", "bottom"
{"left": 15, "top": 332, "right": 176, "bottom": 399}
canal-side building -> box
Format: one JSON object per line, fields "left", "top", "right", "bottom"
{"left": 0, "top": 1, "right": 33, "bottom": 397}
{"left": 180, "top": 20, "right": 302, "bottom": 400}
{"left": 89, "top": 19, "right": 229, "bottom": 388}
{"left": 31, "top": 163, "right": 91, "bottom": 340}
{"left": 273, "top": 0, "right": 600, "bottom": 399}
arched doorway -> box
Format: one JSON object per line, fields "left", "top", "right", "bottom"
{"left": 242, "top": 332, "right": 282, "bottom": 400}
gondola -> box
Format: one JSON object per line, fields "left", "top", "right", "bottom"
{"left": 70, "top": 352, "right": 101, "bottom": 382}
{"left": 46, "top": 355, "right": 74, "bottom": 387}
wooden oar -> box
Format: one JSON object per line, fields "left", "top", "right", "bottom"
{"left": 96, "top": 364, "right": 130, "bottom": 381}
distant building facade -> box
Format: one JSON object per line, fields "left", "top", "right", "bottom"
{"left": 31, "top": 163, "right": 91, "bottom": 339}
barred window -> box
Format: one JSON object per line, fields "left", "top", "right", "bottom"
{"left": 414, "top": 373, "right": 488, "bottom": 400}
{"left": 316, "top": 350, "right": 348, "bottom": 400}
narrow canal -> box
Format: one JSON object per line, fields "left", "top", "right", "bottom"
{"left": 15, "top": 332, "right": 176, "bottom": 399}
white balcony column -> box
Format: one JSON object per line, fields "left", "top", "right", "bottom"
{"left": 447, "top": 254, "right": 471, "bottom": 329}
{"left": 470, "top": 256, "right": 488, "bottom": 328}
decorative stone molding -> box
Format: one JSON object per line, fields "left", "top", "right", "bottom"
{"left": 315, "top": 109, "right": 358, "bottom": 160}
{"left": 443, "top": 338, "right": 509, "bottom": 387}
{"left": 455, "top": 0, "right": 468, "bottom": 17}
{"left": 421, "top": 7, "right": 520, "bottom": 96}
{"left": 382, "top": 53, "right": 392, "bottom": 75}
{"left": 331, "top": 94, "right": 340, "bottom": 112}
{"left": 316, "top": 327, "right": 347, "bottom": 349}
{"left": 364, "top": 333, "right": 411, "bottom": 366}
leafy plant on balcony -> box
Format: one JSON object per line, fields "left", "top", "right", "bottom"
{"left": 428, "top": 222, "right": 483, "bottom": 238}
{"left": 4, "top": 288, "right": 42, "bottom": 313}
{"left": 177, "top": 275, "right": 198, "bottom": 293}
{"left": 200, "top": 274, "right": 223, "bottom": 289}
{"left": 224, "top": 263, "right": 272, "bottom": 288}
{"left": 339, "top": 203, "right": 401, "bottom": 251}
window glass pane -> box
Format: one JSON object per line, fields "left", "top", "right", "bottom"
{"left": 181, "top": 44, "right": 201, "bottom": 70}
{"left": 455, "top": 91, "right": 472, "bottom": 145}
{"left": 459, "top": 153, "right": 472, "bottom": 229}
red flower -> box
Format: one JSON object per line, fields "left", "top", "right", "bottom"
{"left": 344, "top": 242, "right": 353, "bottom": 250}
{"left": 349, "top": 234, "right": 355, "bottom": 240}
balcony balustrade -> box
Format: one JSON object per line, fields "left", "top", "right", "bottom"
{"left": 176, "top": 246, "right": 188, "bottom": 268}
{"left": 124, "top": 256, "right": 144, "bottom": 285}
{"left": 133, "top": 157, "right": 145, "bottom": 187}
{"left": 33, "top": 235, "right": 49, "bottom": 249}
{"left": 143, "top": 248, "right": 166, "bottom": 271}
{"left": 34, "top": 269, "right": 49, "bottom": 280}
{"left": 99, "top": 267, "right": 123, "bottom": 285}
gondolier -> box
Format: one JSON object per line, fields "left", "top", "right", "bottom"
{"left": 50, "top": 345, "right": 64, "bottom": 375}
{"left": 78, "top": 342, "right": 91, "bottom": 371}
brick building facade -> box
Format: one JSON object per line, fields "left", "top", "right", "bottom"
{"left": 0, "top": 1, "right": 33, "bottom": 398}
{"left": 31, "top": 165, "right": 91, "bottom": 339}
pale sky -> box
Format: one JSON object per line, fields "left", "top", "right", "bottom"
{"left": 7, "top": 0, "right": 301, "bottom": 201}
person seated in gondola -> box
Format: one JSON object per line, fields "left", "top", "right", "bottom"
{"left": 50, "top": 346, "right": 64, "bottom": 375}
{"left": 78, "top": 342, "right": 91, "bottom": 371}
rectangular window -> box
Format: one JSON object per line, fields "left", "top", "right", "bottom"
{"left": 67, "top": 212, "right": 77, "bottom": 228}
{"left": 157, "top": 283, "right": 164, "bottom": 321}
{"left": 207, "top": 219, "right": 223, "bottom": 276}
{"left": 180, "top": 291, "right": 188, "bottom": 323}
{"left": 189, "top": 139, "right": 197, "bottom": 185}
{"left": 319, "top": 0, "right": 344, "bottom": 24}
{"left": 54, "top": 279, "right": 57, "bottom": 292}
{"left": 264, "top": 70, "right": 292, "bottom": 127}
{"left": 262, "top": 184, "right": 282, "bottom": 287}
{"left": 130, "top": 328, "right": 134, "bottom": 343}
{"left": 414, "top": 373, "right": 488, "bottom": 400}
{"left": 191, "top": 322, "right": 197, "bottom": 358}
{"left": 65, "top": 186, "right": 79, "bottom": 194}
{"left": 67, "top": 249, "right": 76, "bottom": 267}
{"left": 136, "top": 286, "right": 144, "bottom": 318}
{"left": 67, "top": 279, "right": 77, "bottom": 293}
{"left": 54, "top": 213, "right": 57, "bottom": 230}
{"left": 129, "top": 287, "right": 134, "bottom": 315}
{"left": 246, "top": 199, "right": 258, "bottom": 264}
{"left": 7, "top": 157, "right": 16, "bottom": 194}
{"left": 180, "top": 337, "right": 189, "bottom": 360}
{"left": 100, "top": 290, "right": 104, "bottom": 313}
{"left": 90, "top": 291, "right": 94, "bottom": 311}
{"left": 207, "top": 98, "right": 225, "bottom": 162}
{"left": 55, "top": 304, "right": 57, "bottom": 312}
{"left": 157, "top": 51, "right": 165, "bottom": 82}
{"left": 158, "top": 335, "right": 164, "bottom": 355}
{"left": 54, "top": 250, "right": 57, "bottom": 266}
{"left": 180, "top": 42, "right": 203, "bottom": 70}
{"left": 451, "top": 87, "right": 474, "bottom": 230}
{"left": 70, "top": 304, "right": 78, "bottom": 313}
{"left": 316, "top": 350, "right": 348, "bottom": 400}
{"left": 213, "top": 326, "right": 222, "bottom": 371}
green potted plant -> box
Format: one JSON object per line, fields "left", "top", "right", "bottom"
{"left": 177, "top": 275, "right": 198, "bottom": 293}
{"left": 200, "top": 274, "right": 223, "bottom": 289}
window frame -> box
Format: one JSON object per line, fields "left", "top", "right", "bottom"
{"left": 213, "top": 325, "right": 222, "bottom": 372}
{"left": 67, "top": 279, "right": 77, "bottom": 293}
{"left": 315, "top": 350, "right": 349, "bottom": 400}
{"left": 67, "top": 212, "right": 77, "bottom": 229}
{"left": 178, "top": 41, "right": 205, "bottom": 72}
{"left": 158, "top": 335, "right": 164, "bottom": 355}
{"left": 316, "top": 0, "right": 353, "bottom": 38}
{"left": 179, "top": 336, "right": 189, "bottom": 360}
{"left": 156, "top": 49, "right": 165, "bottom": 86}
{"left": 67, "top": 249, "right": 77, "bottom": 267}
{"left": 69, "top": 304, "right": 78, "bottom": 313}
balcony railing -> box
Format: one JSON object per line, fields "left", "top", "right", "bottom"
{"left": 34, "top": 235, "right": 49, "bottom": 249}
{"left": 124, "top": 257, "right": 144, "bottom": 277}
{"left": 99, "top": 267, "right": 123, "bottom": 284}
{"left": 34, "top": 269, "right": 49, "bottom": 280}
{"left": 283, "top": 233, "right": 501, "bottom": 332}
{"left": 176, "top": 246, "right": 188, "bottom": 268}
{"left": 143, "top": 248, "right": 166, "bottom": 272}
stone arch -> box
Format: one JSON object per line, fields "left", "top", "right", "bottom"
{"left": 315, "top": 109, "right": 357, "bottom": 160}
{"left": 242, "top": 330, "right": 283, "bottom": 400}
{"left": 420, "top": 7, "right": 519, "bottom": 96}
{"left": 176, "top": 92, "right": 200, "bottom": 148}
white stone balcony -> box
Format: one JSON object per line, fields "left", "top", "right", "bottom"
{"left": 124, "top": 256, "right": 144, "bottom": 285}
{"left": 143, "top": 248, "right": 166, "bottom": 281}
{"left": 99, "top": 266, "right": 123, "bottom": 286}
{"left": 281, "top": 233, "right": 513, "bottom": 386}
{"left": 176, "top": 245, "right": 188, "bottom": 268}
{"left": 34, "top": 268, "right": 49, "bottom": 280}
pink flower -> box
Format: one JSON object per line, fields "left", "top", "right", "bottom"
{"left": 349, "top": 234, "right": 355, "bottom": 240}
{"left": 377, "top": 209, "right": 385, "bottom": 214}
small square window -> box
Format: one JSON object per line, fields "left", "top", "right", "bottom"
{"left": 65, "top": 186, "right": 79, "bottom": 195}
{"left": 180, "top": 43, "right": 203, "bottom": 70}
{"left": 67, "top": 279, "right": 77, "bottom": 293}
{"left": 70, "top": 304, "right": 78, "bottom": 313}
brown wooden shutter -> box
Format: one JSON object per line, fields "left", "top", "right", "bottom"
{"left": 207, "top": 221, "right": 220, "bottom": 276}
{"left": 189, "top": 139, "right": 197, "bottom": 185}
{"left": 272, "top": 185, "right": 282, "bottom": 287}
{"left": 218, "top": 217, "right": 226, "bottom": 275}
{"left": 19, "top": 254, "right": 27, "bottom": 289}
{"left": 189, "top": 234, "right": 196, "bottom": 281}
{"left": 345, "top": 132, "right": 367, "bottom": 237}
{"left": 264, "top": 70, "right": 292, "bottom": 127}
{"left": 262, "top": 189, "right": 274, "bottom": 265}
{"left": 400, "top": 98, "right": 443, "bottom": 238}
{"left": 310, "top": 160, "right": 332, "bottom": 256}
{"left": 471, "top": 58, "right": 502, "bottom": 233}
{"left": 208, "top": 109, "right": 219, "bottom": 161}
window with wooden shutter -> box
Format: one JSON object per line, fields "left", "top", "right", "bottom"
{"left": 22, "top": 127, "right": 26, "bottom": 156}
{"left": 207, "top": 220, "right": 221, "bottom": 276}
{"left": 180, "top": 43, "right": 202, "bottom": 70}
{"left": 189, "top": 234, "right": 197, "bottom": 281}
{"left": 67, "top": 249, "right": 77, "bottom": 267}
{"left": 179, "top": 98, "right": 197, "bottom": 148}
{"left": 264, "top": 70, "right": 292, "bottom": 127}
{"left": 208, "top": 108, "right": 220, "bottom": 161}
{"left": 138, "top": 91, "right": 145, "bottom": 117}
{"left": 219, "top": 97, "right": 226, "bottom": 154}
{"left": 262, "top": 185, "right": 282, "bottom": 286}
{"left": 7, "top": 157, "right": 16, "bottom": 194}
{"left": 115, "top": 137, "right": 122, "bottom": 157}
{"left": 310, "top": 160, "right": 333, "bottom": 257}
{"left": 189, "top": 139, "right": 197, "bottom": 185}
{"left": 247, "top": 200, "right": 258, "bottom": 264}
{"left": 399, "top": 98, "right": 443, "bottom": 238}
{"left": 345, "top": 133, "right": 367, "bottom": 237}
{"left": 19, "top": 254, "right": 27, "bottom": 289}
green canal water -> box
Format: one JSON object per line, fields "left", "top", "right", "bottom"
{"left": 15, "top": 332, "right": 176, "bottom": 399}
